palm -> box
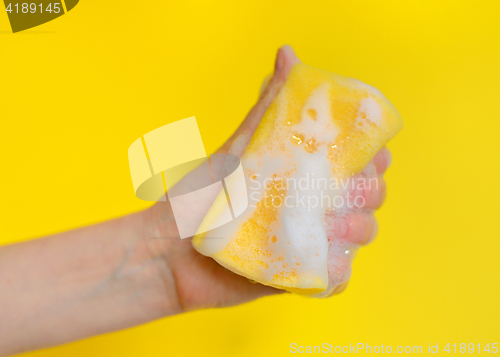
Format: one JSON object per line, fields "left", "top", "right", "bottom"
{"left": 166, "top": 237, "right": 279, "bottom": 311}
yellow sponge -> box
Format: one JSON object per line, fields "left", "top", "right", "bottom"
{"left": 193, "top": 62, "right": 402, "bottom": 296}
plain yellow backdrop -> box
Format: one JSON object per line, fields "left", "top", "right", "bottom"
{"left": 1, "top": 0, "right": 499, "bottom": 356}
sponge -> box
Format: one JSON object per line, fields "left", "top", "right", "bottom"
{"left": 192, "top": 62, "right": 402, "bottom": 296}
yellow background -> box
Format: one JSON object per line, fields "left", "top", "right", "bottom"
{"left": 1, "top": 0, "right": 499, "bottom": 355}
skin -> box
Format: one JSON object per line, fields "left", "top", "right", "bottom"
{"left": 0, "top": 46, "right": 391, "bottom": 356}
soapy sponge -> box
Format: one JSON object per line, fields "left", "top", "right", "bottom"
{"left": 193, "top": 62, "right": 402, "bottom": 296}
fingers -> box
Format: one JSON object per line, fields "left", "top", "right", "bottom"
{"left": 329, "top": 212, "right": 378, "bottom": 245}
{"left": 345, "top": 213, "right": 378, "bottom": 245}
{"left": 350, "top": 177, "right": 386, "bottom": 210}
{"left": 373, "top": 147, "right": 392, "bottom": 175}
{"left": 348, "top": 148, "right": 391, "bottom": 210}
{"left": 326, "top": 148, "right": 391, "bottom": 247}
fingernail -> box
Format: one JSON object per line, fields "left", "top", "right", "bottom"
{"left": 333, "top": 281, "right": 349, "bottom": 295}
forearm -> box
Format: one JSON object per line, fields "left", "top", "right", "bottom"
{"left": 0, "top": 205, "right": 179, "bottom": 356}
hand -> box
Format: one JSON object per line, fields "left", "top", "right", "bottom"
{"left": 143, "top": 46, "right": 391, "bottom": 309}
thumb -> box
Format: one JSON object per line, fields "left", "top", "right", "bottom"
{"left": 218, "top": 45, "right": 301, "bottom": 157}
{"left": 149, "top": 46, "right": 301, "bottom": 239}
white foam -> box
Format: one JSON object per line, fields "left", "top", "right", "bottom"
{"left": 294, "top": 82, "right": 340, "bottom": 144}
{"left": 356, "top": 96, "right": 382, "bottom": 128}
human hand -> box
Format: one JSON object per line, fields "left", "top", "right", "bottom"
{"left": 143, "top": 46, "right": 392, "bottom": 311}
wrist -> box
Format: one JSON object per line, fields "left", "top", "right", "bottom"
{"left": 136, "top": 202, "right": 184, "bottom": 315}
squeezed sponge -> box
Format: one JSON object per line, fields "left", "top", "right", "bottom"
{"left": 192, "top": 62, "right": 402, "bottom": 296}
